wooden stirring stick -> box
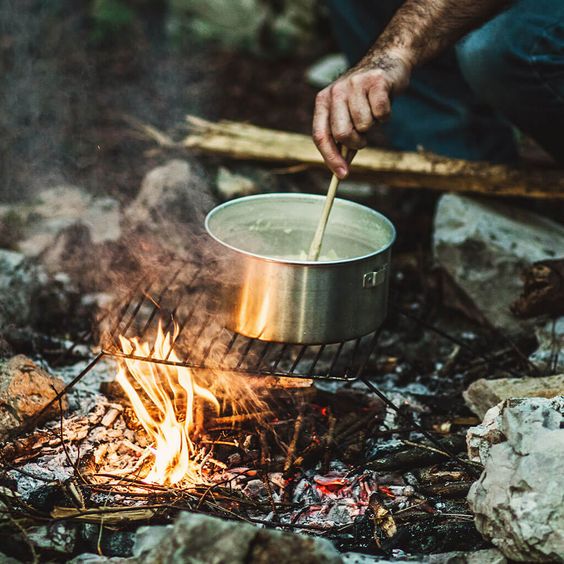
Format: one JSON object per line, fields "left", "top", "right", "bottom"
{"left": 307, "top": 146, "right": 357, "bottom": 261}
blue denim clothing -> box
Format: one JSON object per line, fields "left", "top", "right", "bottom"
{"left": 326, "top": 0, "right": 564, "bottom": 163}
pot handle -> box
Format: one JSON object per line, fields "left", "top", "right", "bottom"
{"left": 363, "top": 265, "right": 388, "bottom": 288}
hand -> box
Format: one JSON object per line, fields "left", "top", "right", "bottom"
{"left": 312, "top": 53, "right": 412, "bottom": 179}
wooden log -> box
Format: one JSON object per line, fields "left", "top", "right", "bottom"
{"left": 182, "top": 116, "right": 564, "bottom": 199}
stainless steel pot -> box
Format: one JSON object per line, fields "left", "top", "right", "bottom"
{"left": 205, "top": 193, "right": 396, "bottom": 344}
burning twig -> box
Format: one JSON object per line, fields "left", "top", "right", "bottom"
{"left": 209, "top": 411, "right": 274, "bottom": 429}
{"left": 284, "top": 405, "right": 305, "bottom": 475}
{"left": 322, "top": 409, "right": 337, "bottom": 474}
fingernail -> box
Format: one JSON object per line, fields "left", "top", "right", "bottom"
{"left": 336, "top": 167, "right": 347, "bottom": 179}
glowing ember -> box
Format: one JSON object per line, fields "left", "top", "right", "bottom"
{"left": 116, "top": 322, "right": 220, "bottom": 485}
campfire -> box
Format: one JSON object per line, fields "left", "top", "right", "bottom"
{"left": 116, "top": 322, "right": 221, "bottom": 486}
{"left": 0, "top": 259, "right": 511, "bottom": 560}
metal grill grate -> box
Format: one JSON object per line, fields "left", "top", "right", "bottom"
{"left": 100, "top": 260, "right": 379, "bottom": 381}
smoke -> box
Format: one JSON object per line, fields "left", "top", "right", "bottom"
{"left": 0, "top": 0, "right": 96, "bottom": 201}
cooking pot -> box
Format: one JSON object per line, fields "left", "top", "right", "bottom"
{"left": 205, "top": 193, "right": 395, "bottom": 344}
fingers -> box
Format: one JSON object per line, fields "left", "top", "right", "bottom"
{"left": 368, "top": 88, "right": 392, "bottom": 123}
{"left": 313, "top": 90, "right": 348, "bottom": 178}
{"left": 348, "top": 80, "right": 373, "bottom": 133}
{"left": 312, "top": 70, "right": 393, "bottom": 178}
{"left": 330, "top": 90, "right": 367, "bottom": 151}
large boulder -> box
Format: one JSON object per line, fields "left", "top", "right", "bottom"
{"left": 463, "top": 374, "right": 564, "bottom": 419}
{"left": 433, "top": 195, "right": 564, "bottom": 331}
{"left": 123, "top": 159, "right": 217, "bottom": 263}
{"left": 467, "top": 397, "right": 564, "bottom": 561}
{"left": 134, "top": 512, "right": 342, "bottom": 564}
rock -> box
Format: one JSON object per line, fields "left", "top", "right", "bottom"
{"left": 123, "top": 159, "right": 217, "bottom": 262}
{"left": 467, "top": 397, "right": 564, "bottom": 562}
{"left": 0, "top": 185, "right": 120, "bottom": 258}
{"left": 0, "top": 250, "right": 47, "bottom": 328}
{"left": 0, "top": 355, "right": 67, "bottom": 440}
{"left": 306, "top": 54, "right": 348, "bottom": 88}
{"left": 433, "top": 194, "right": 564, "bottom": 331}
{"left": 137, "top": 512, "right": 343, "bottom": 564}
{"left": 427, "top": 548, "right": 507, "bottom": 563}
{"left": 529, "top": 317, "right": 564, "bottom": 374}
{"left": 80, "top": 524, "right": 135, "bottom": 558}
{"left": 27, "top": 522, "right": 79, "bottom": 555}
{"left": 216, "top": 167, "right": 258, "bottom": 200}
{"left": 132, "top": 526, "right": 171, "bottom": 558}
{"left": 463, "top": 374, "right": 564, "bottom": 418}
{"left": 68, "top": 556, "right": 128, "bottom": 564}
{"left": 0, "top": 186, "right": 122, "bottom": 294}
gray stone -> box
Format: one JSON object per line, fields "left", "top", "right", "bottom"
{"left": 216, "top": 167, "right": 258, "bottom": 200}
{"left": 123, "top": 159, "right": 217, "bottom": 261}
{"left": 0, "top": 249, "right": 47, "bottom": 328}
{"left": 137, "top": 512, "right": 343, "bottom": 564}
{"left": 433, "top": 194, "right": 564, "bottom": 331}
{"left": 27, "top": 522, "right": 78, "bottom": 554}
{"left": 68, "top": 556, "right": 128, "bottom": 564}
{"left": 529, "top": 317, "right": 564, "bottom": 374}
{"left": 132, "top": 525, "right": 171, "bottom": 558}
{"left": 0, "top": 185, "right": 120, "bottom": 258}
{"left": 427, "top": 549, "right": 506, "bottom": 563}
{"left": 307, "top": 54, "right": 348, "bottom": 88}
{"left": 467, "top": 397, "right": 564, "bottom": 562}
{"left": 464, "top": 374, "right": 564, "bottom": 419}
{"left": 0, "top": 355, "right": 67, "bottom": 440}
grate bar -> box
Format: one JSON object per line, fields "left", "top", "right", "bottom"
{"left": 326, "top": 341, "right": 345, "bottom": 377}
{"left": 105, "top": 265, "right": 378, "bottom": 381}
{"left": 307, "top": 345, "right": 326, "bottom": 377}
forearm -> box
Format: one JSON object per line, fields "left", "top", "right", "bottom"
{"left": 361, "top": 0, "right": 510, "bottom": 72}
{"left": 312, "top": 0, "right": 511, "bottom": 177}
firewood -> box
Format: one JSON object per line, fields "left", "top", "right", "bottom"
{"left": 182, "top": 116, "right": 564, "bottom": 200}
{"left": 51, "top": 505, "right": 158, "bottom": 524}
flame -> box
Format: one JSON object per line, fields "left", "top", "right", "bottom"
{"left": 116, "top": 322, "right": 220, "bottom": 485}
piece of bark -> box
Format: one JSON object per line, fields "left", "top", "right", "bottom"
{"left": 182, "top": 116, "right": 564, "bottom": 200}
{"left": 511, "top": 258, "right": 564, "bottom": 317}
{"left": 463, "top": 374, "right": 564, "bottom": 419}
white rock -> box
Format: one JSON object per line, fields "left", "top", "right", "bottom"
{"left": 0, "top": 185, "right": 120, "bottom": 258}
{"left": 467, "top": 397, "right": 564, "bottom": 561}
{"left": 216, "top": 167, "right": 257, "bottom": 200}
{"left": 433, "top": 195, "right": 564, "bottom": 330}
{"left": 306, "top": 54, "right": 348, "bottom": 88}
{"left": 463, "top": 374, "right": 564, "bottom": 419}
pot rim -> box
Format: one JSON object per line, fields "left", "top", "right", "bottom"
{"left": 205, "top": 193, "right": 397, "bottom": 266}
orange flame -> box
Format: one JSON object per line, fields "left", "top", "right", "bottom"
{"left": 116, "top": 322, "right": 220, "bottom": 485}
